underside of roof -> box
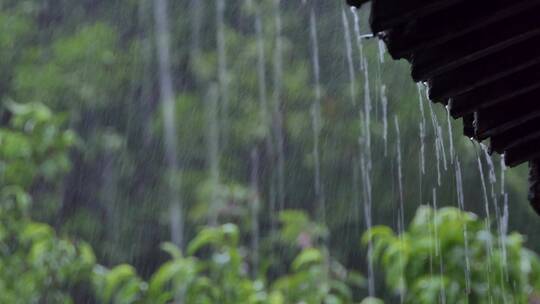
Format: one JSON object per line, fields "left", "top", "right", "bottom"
{"left": 346, "top": 0, "right": 540, "bottom": 213}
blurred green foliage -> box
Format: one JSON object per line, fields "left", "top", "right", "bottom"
{"left": 0, "top": 0, "right": 539, "bottom": 303}
{"left": 1, "top": 103, "right": 539, "bottom": 303}
{"left": 0, "top": 102, "right": 365, "bottom": 303}
{"left": 0, "top": 103, "right": 93, "bottom": 303}
{"left": 365, "top": 206, "right": 540, "bottom": 303}
{"left": 0, "top": 102, "right": 75, "bottom": 187}
{"left": 0, "top": 190, "right": 96, "bottom": 303}
{"left": 95, "top": 214, "right": 364, "bottom": 304}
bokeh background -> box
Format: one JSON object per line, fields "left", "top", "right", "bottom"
{"left": 1, "top": 1, "right": 539, "bottom": 303}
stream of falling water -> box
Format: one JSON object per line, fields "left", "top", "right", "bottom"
{"left": 427, "top": 94, "right": 448, "bottom": 173}
{"left": 446, "top": 108, "right": 455, "bottom": 165}
{"left": 361, "top": 154, "right": 375, "bottom": 297}
{"left": 378, "top": 39, "right": 386, "bottom": 64}
{"left": 417, "top": 84, "right": 427, "bottom": 176}
{"left": 482, "top": 145, "right": 509, "bottom": 303}
{"left": 381, "top": 84, "right": 388, "bottom": 156}
{"left": 500, "top": 157, "right": 509, "bottom": 282}
{"left": 455, "top": 158, "right": 472, "bottom": 295}
{"left": 432, "top": 188, "right": 446, "bottom": 304}
{"left": 351, "top": 8, "right": 373, "bottom": 160}
{"left": 177, "top": 2, "right": 520, "bottom": 301}
{"left": 342, "top": 6, "right": 357, "bottom": 106}
{"left": 310, "top": 2, "right": 331, "bottom": 273}
{"left": 351, "top": 8, "right": 365, "bottom": 71}
{"left": 350, "top": 8, "right": 376, "bottom": 297}
{"left": 350, "top": 7, "right": 373, "bottom": 172}
{"left": 475, "top": 143, "right": 494, "bottom": 304}
{"left": 394, "top": 115, "right": 405, "bottom": 304}
{"left": 394, "top": 115, "right": 404, "bottom": 235}
{"left": 362, "top": 55, "right": 372, "bottom": 171}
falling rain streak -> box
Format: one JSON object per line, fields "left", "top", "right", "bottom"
{"left": 351, "top": 7, "right": 365, "bottom": 71}
{"left": 194, "top": 3, "right": 517, "bottom": 302}
{"left": 455, "top": 158, "right": 472, "bottom": 294}
{"left": 418, "top": 84, "right": 427, "bottom": 175}
{"left": 475, "top": 143, "right": 494, "bottom": 303}
{"left": 342, "top": 6, "right": 357, "bottom": 105}
{"left": 394, "top": 115, "right": 405, "bottom": 304}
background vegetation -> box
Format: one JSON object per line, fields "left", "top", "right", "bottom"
{"left": 1, "top": 0, "right": 539, "bottom": 303}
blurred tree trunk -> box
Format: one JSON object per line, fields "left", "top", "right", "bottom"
{"left": 153, "top": 0, "right": 184, "bottom": 249}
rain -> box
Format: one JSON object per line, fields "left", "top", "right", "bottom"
{"left": 1, "top": 1, "right": 539, "bottom": 303}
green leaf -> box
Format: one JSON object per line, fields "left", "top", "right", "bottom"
{"left": 160, "top": 242, "right": 182, "bottom": 260}
{"left": 362, "top": 226, "right": 394, "bottom": 246}
{"left": 292, "top": 248, "right": 323, "bottom": 271}
{"left": 101, "top": 264, "right": 142, "bottom": 303}
{"left": 147, "top": 259, "right": 197, "bottom": 303}
{"left": 21, "top": 222, "right": 53, "bottom": 242}
{"left": 187, "top": 227, "right": 221, "bottom": 255}
{"left": 360, "top": 297, "right": 385, "bottom": 304}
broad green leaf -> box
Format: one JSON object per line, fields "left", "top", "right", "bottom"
{"left": 360, "top": 297, "right": 385, "bottom": 304}
{"left": 292, "top": 248, "right": 323, "bottom": 271}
